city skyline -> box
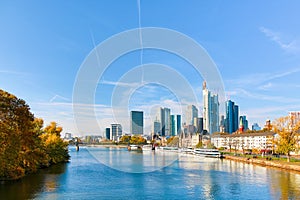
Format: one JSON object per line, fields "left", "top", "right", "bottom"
{"left": 1, "top": 1, "right": 300, "bottom": 135}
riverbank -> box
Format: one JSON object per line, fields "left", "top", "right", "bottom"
{"left": 224, "top": 155, "right": 300, "bottom": 173}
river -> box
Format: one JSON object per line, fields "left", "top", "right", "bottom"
{"left": 1, "top": 146, "right": 300, "bottom": 200}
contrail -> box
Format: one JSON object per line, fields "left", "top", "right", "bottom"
{"left": 137, "top": 0, "right": 144, "bottom": 84}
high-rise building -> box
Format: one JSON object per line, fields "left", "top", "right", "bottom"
{"left": 177, "top": 115, "right": 182, "bottom": 135}
{"left": 196, "top": 117, "right": 204, "bottom": 133}
{"left": 239, "top": 116, "right": 248, "bottom": 132}
{"left": 220, "top": 115, "right": 225, "bottom": 133}
{"left": 233, "top": 105, "right": 239, "bottom": 132}
{"left": 160, "top": 107, "right": 171, "bottom": 136}
{"left": 171, "top": 115, "right": 176, "bottom": 136}
{"left": 130, "top": 111, "right": 143, "bottom": 135}
{"left": 186, "top": 105, "right": 198, "bottom": 125}
{"left": 203, "top": 81, "right": 219, "bottom": 134}
{"left": 105, "top": 128, "right": 110, "bottom": 140}
{"left": 225, "top": 100, "right": 239, "bottom": 134}
{"left": 111, "top": 124, "right": 122, "bottom": 141}
{"left": 153, "top": 119, "right": 161, "bottom": 135}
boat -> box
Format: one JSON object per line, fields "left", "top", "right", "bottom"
{"left": 180, "top": 147, "right": 194, "bottom": 154}
{"left": 193, "top": 148, "right": 221, "bottom": 158}
{"left": 142, "top": 145, "right": 155, "bottom": 151}
{"left": 127, "top": 144, "right": 142, "bottom": 151}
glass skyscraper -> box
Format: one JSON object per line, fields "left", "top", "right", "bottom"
{"left": 130, "top": 111, "right": 143, "bottom": 135}
{"left": 225, "top": 100, "right": 239, "bottom": 134}
{"left": 203, "top": 81, "right": 219, "bottom": 134}
{"left": 160, "top": 107, "right": 171, "bottom": 136}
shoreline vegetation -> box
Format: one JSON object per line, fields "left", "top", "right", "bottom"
{"left": 0, "top": 89, "right": 70, "bottom": 181}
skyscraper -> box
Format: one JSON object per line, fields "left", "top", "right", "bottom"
{"left": 105, "top": 128, "right": 110, "bottom": 140}
{"left": 153, "top": 119, "right": 161, "bottom": 135}
{"left": 203, "top": 81, "right": 219, "bottom": 134}
{"left": 111, "top": 124, "right": 122, "bottom": 141}
{"left": 171, "top": 115, "right": 176, "bottom": 136}
{"left": 225, "top": 100, "right": 239, "bottom": 134}
{"left": 233, "top": 105, "right": 239, "bottom": 132}
{"left": 186, "top": 105, "right": 198, "bottom": 125}
{"left": 239, "top": 115, "right": 248, "bottom": 132}
{"left": 160, "top": 107, "right": 171, "bottom": 136}
{"left": 130, "top": 111, "right": 143, "bottom": 135}
{"left": 177, "top": 115, "right": 182, "bottom": 135}
{"left": 196, "top": 117, "right": 204, "bottom": 133}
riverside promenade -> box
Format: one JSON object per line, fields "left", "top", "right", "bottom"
{"left": 224, "top": 155, "right": 300, "bottom": 173}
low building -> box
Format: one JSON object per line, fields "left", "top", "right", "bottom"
{"left": 211, "top": 132, "right": 276, "bottom": 152}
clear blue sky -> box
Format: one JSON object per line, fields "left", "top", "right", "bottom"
{"left": 1, "top": 1, "right": 300, "bottom": 136}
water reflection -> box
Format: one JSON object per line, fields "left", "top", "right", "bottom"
{"left": 1, "top": 147, "right": 300, "bottom": 199}
{"left": 86, "top": 146, "right": 179, "bottom": 173}
{"left": 0, "top": 163, "right": 66, "bottom": 200}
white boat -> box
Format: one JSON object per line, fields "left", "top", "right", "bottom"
{"left": 127, "top": 145, "right": 142, "bottom": 151}
{"left": 193, "top": 148, "right": 221, "bottom": 158}
{"left": 142, "top": 145, "right": 154, "bottom": 151}
{"left": 180, "top": 147, "right": 194, "bottom": 154}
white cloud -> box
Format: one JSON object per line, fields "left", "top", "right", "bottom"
{"left": 260, "top": 26, "right": 300, "bottom": 54}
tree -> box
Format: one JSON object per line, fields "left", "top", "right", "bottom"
{"left": 119, "top": 135, "right": 131, "bottom": 144}
{"left": 273, "top": 116, "right": 300, "bottom": 162}
{"left": 0, "top": 89, "right": 69, "bottom": 180}
{"left": 40, "top": 122, "right": 69, "bottom": 164}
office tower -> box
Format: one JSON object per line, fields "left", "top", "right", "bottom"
{"left": 225, "top": 100, "right": 239, "bottom": 134}
{"left": 220, "top": 115, "right": 225, "bottom": 133}
{"left": 203, "top": 81, "right": 219, "bottom": 134}
{"left": 197, "top": 117, "right": 204, "bottom": 133}
{"left": 160, "top": 107, "right": 171, "bottom": 136}
{"left": 105, "top": 128, "right": 110, "bottom": 140}
{"left": 171, "top": 115, "right": 176, "bottom": 136}
{"left": 154, "top": 119, "right": 161, "bottom": 135}
{"left": 239, "top": 116, "right": 248, "bottom": 132}
{"left": 130, "top": 111, "right": 144, "bottom": 135}
{"left": 177, "top": 115, "right": 182, "bottom": 135}
{"left": 111, "top": 124, "right": 122, "bottom": 141}
{"left": 186, "top": 105, "right": 198, "bottom": 125}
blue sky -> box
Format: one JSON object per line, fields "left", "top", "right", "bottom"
{"left": 1, "top": 1, "right": 300, "bottom": 136}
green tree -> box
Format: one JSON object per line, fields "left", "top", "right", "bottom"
{"left": 273, "top": 116, "right": 300, "bottom": 162}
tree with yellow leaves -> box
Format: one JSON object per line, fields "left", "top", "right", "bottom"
{"left": 0, "top": 89, "right": 69, "bottom": 180}
{"left": 273, "top": 116, "right": 300, "bottom": 162}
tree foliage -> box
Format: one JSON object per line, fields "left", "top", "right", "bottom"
{"left": 119, "top": 135, "right": 147, "bottom": 145}
{"left": 273, "top": 116, "right": 300, "bottom": 162}
{"left": 0, "top": 89, "right": 69, "bottom": 180}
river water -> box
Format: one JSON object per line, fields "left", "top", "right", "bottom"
{"left": 1, "top": 146, "right": 300, "bottom": 200}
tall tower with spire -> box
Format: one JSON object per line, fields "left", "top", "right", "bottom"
{"left": 203, "top": 81, "right": 219, "bottom": 134}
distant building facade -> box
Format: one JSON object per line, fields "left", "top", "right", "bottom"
{"left": 130, "top": 111, "right": 144, "bottom": 135}
{"left": 105, "top": 128, "right": 110, "bottom": 140}
{"left": 186, "top": 105, "right": 198, "bottom": 126}
{"left": 203, "top": 81, "right": 219, "bottom": 134}
{"left": 225, "top": 100, "right": 239, "bottom": 134}
{"left": 153, "top": 119, "right": 161, "bottom": 135}
{"left": 252, "top": 123, "right": 261, "bottom": 131}
{"left": 160, "top": 107, "right": 171, "bottom": 136}
{"left": 111, "top": 124, "right": 122, "bottom": 141}
{"left": 211, "top": 132, "right": 276, "bottom": 152}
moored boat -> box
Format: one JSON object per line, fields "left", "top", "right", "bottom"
{"left": 127, "top": 145, "right": 142, "bottom": 151}
{"left": 193, "top": 148, "right": 221, "bottom": 158}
